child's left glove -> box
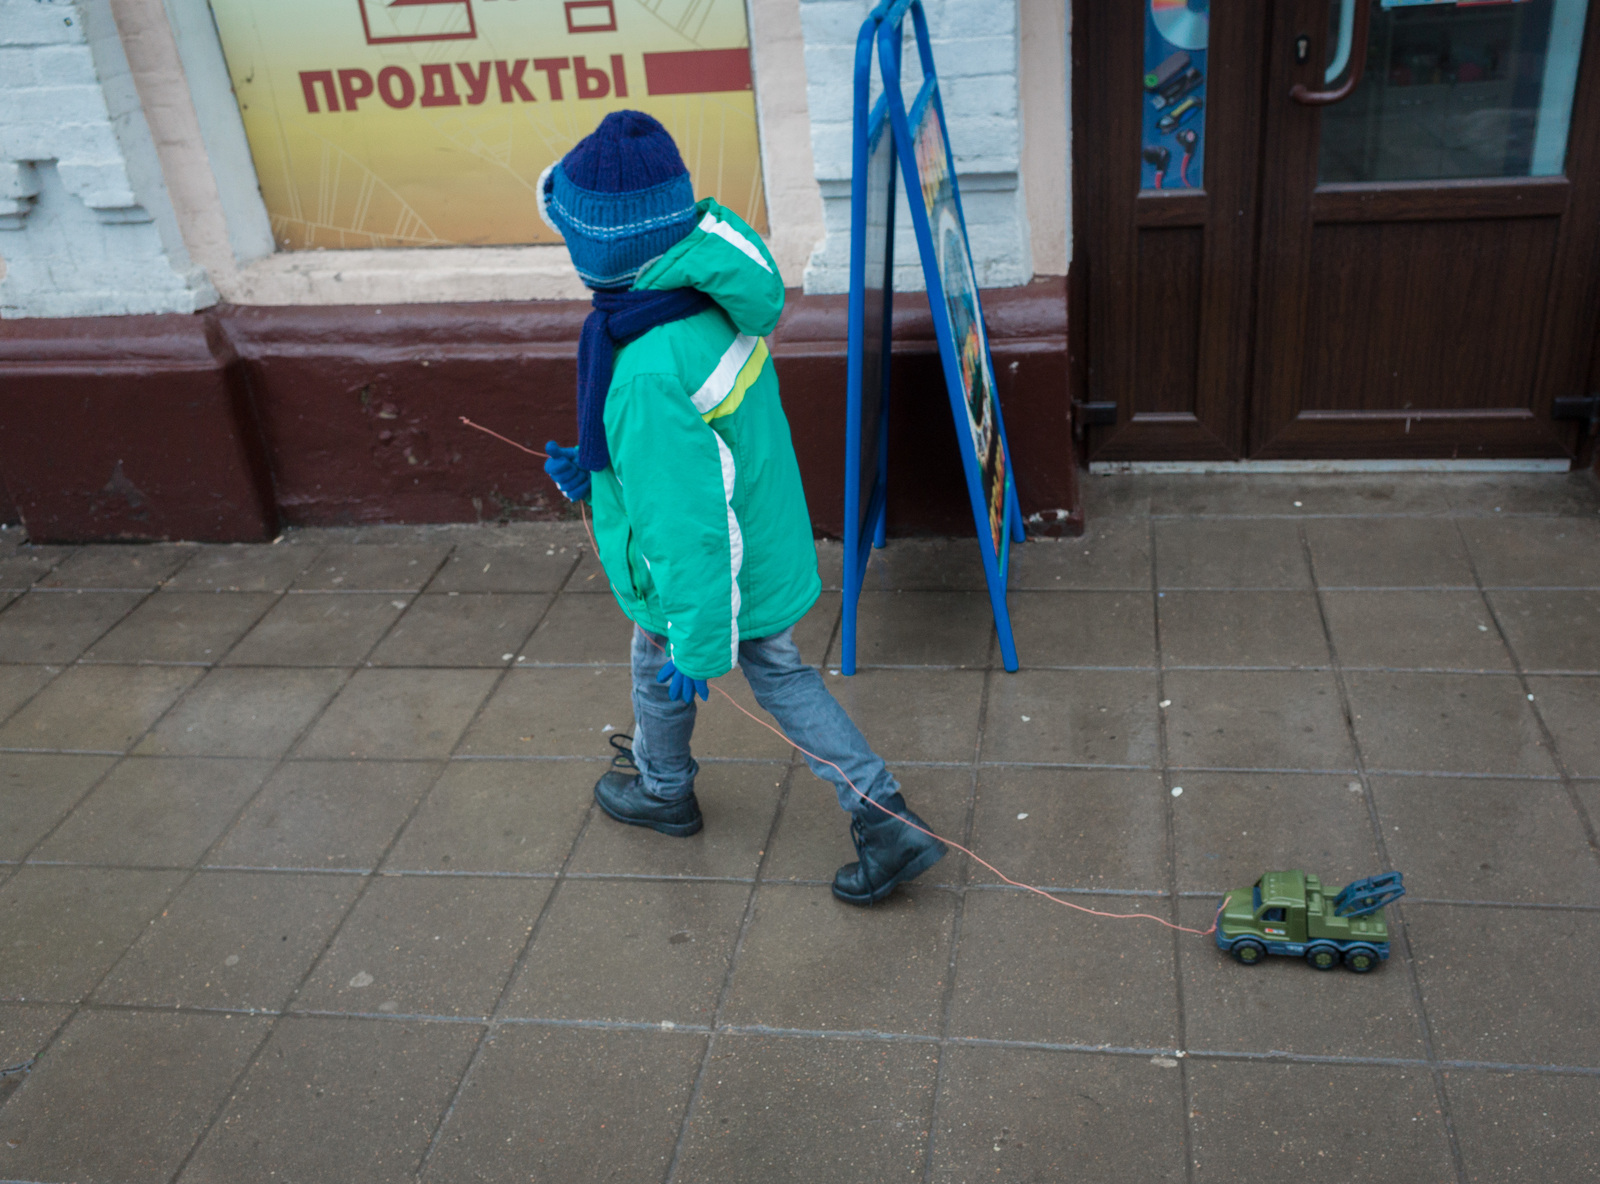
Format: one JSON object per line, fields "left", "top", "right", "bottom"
{"left": 543, "top": 442, "right": 591, "bottom": 502}
{"left": 656, "top": 659, "right": 709, "bottom": 704}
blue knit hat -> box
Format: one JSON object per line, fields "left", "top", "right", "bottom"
{"left": 538, "top": 111, "right": 698, "bottom": 290}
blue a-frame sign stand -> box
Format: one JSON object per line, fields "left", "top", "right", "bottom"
{"left": 840, "top": 0, "right": 1025, "bottom": 675}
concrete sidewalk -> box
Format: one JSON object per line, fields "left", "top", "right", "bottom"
{"left": 1, "top": 471, "right": 1598, "bottom": 1182}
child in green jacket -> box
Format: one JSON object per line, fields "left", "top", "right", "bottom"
{"left": 539, "top": 110, "right": 943, "bottom": 905}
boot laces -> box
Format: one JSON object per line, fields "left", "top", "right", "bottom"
{"left": 608, "top": 733, "right": 638, "bottom": 773}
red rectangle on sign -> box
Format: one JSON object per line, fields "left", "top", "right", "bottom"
{"left": 643, "top": 49, "right": 752, "bottom": 96}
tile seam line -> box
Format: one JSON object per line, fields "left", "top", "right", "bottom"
{"left": 1300, "top": 521, "right": 1471, "bottom": 1184}
{"left": 158, "top": 540, "right": 462, "bottom": 1184}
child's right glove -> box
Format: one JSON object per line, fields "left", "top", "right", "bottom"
{"left": 543, "top": 442, "right": 591, "bottom": 502}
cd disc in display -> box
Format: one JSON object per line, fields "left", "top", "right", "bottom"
{"left": 1151, "top": 0, "right": 1208, "bottom": 51}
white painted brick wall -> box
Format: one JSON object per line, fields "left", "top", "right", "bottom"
{"left": 0, "top": 0, "right": 214, "bottom": 317}
{"left": 798, "top": 0, "right": 1031, "bottom": 293}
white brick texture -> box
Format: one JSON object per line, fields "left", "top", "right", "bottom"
{"left": 798, "top": 0, "right": 1031, "bottom": 293}
{"left": 0, "top": 0, "right": 213, "bottom": 317}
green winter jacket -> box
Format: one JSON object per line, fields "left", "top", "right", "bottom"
{"left": 588, "top": 198, "right": 821, "bottom": 680}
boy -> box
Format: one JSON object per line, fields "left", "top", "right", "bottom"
{"left": 538, "top": 110, "right": 943, "bottom": 905}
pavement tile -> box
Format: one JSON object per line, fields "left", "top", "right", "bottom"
{"left": 421, "top": 1026, "right": 704, "bottom": 1184}
{"left": 518, "top": 592, "right": 633, "bottom": 663}
{"left": 83, "top": 591, "right": 277, "bottom": 663}
{"left": 0, "top": 754, "right": 116, "bottom": 860}
{"left": 0, "top": 590, "right": 144, "bottom": 663}
{"left": 296, "top": 875, "right": 548, "bottom": 1018}
{"left": 180, "top": 1016, "right": 479, "bottom": 1184}
{"left": 1149, "top": 474, "right": 1454, "bottom": 517}
{"left": 0, "top": 1009, "right": 271, "bottom": 1184}
{"left": 0, "top": 664, "right": 55, "bottom": 726}
{"left": 1004, "top": 590, "right": 1156, "bottom": 667}
{"left": 562, "top": 543, "right": 610, "bottom": 591}
{"left": 1489, "top": 590, "right": 1600, "bottom": 672}
{"left": 0, "top": 866, "right": 184, "bottom": 1001}
{"left": 136, "top": 667, "right": 348, "bottom": 758}
{"left": 1526, "top": 676, "right": 1600, "bottom": 776}
{"left": 1080, "top": 474, "right": 1152, "bottom": 517}
{"left": 0, "top": 664, "right": 201, "bottom": 752}
{"left": 96, "top": 870, "right": 364, "bottom": 1011}
{"left": 368, "top": 593, "right": 551, "bottom": 667}
{"left": 572, "top": 759, "right": 781, "bottom": 880}
{"left": 1324, "top": 590, "right": 1512, "bottom": 671}
{"left": 983, "top": 669, "right": 1160, "bottom": 766}
{"left": 1305, "top": 516, "right": 1477, "bottom": 587}
{"left": 0, "top": 1003, "right": 70, "bottom": 1076}
{"left": 671, "top": 1034, "right": 939, "bottom": 1183}
{"left": 1446, "top": 1069, "right": 1600, "bottom": 1183}
{"left": 504, "top": 879, "right": 748, "bottom": 1025}
{"left": 1410, "top": 903, "right": 1600, "bottom": 1066}
{"left": 423, "top": 543, "right": 579, "bottom": 593}
{"left": 1163, "top": 669, "right": 1356, "bottom": 771}
{"left": 1346, "top": 672, "right": 1558, "bottom": 776}
{"left": 206, "top": 760, "right": 442, "bottom": 870}
{"left": 1373, "top": 776, "right": 1600, "bottom": 905}
{"left": 761, "top": 764, "right": 969, "bottom": 887}
{"left": 821, "top": 666, "right": 984, "bottom": 764}
{"left": 162, "top": 543, "right": 321, "bottom": 592}
{"left": 0, "top": 586, "right": 16, "bottom": 614}
{"left": 1153, "top": 519, "right": 1311, "bottom": 588}
{"left": 815, "top": 539, "right": 842, "bottom": 590}
{"left": 32, "top": 757, "right": 273, "bottom": 867}
{"left": 1443, "top": 472, "right": 1600, "bottom": 517}
{"left": 1172, "top": 771, "right": 1383, "bottom": 895}
{"left": 1459, "top": 517, "right": 1600, "bottom": 587}
{"left": 858, "top": 537, "right": 989, "bottom": 591}
{"left": 1187, "top": 1061, "right": 1455, "bottom": 1179}
{"left": 1177, "top": 899, "right": 1426, "bottom": 1059}
{"left": 457, "top": 667, "right": 635, "bottom": 757}
{"left": 0, "top": 546, "right": 70, "bottom": 589}
{"left": 1008, "top": 520, "right": 1153, "bottom": 590}
{"left": 792, "top": 591, "right": 838, "bottom": 666}
{"left": 38, "top": 544, "right": 196, "bottom": 589}
{"left": 828, "top": 590, "right": 994, "bottom": 667}
{"left": 968, "top": 766, "right": 1166, "bottom": 891}
{"left": 949, "top": 890, "right": 1178, "bottom": 1047}
{"left": 1158, "top": 590, "right": 1330, "bottom": 668}
{"left": 290, "top": 543, "right": 452, "bottom": 591}
{"left": 385, "top": 758, "right": 599, "bottom": 875}
{"left": 721, "top": 883, "right": 954, "bottom": 1035}
{"left": 928, "top": 1046, "right": 1187, "bottom": 1183}
{"left": 296, "top": 669, "right": 499, "bottom": 760}
{"left": 224, "top": 593, "right": 407, "bottom": 666}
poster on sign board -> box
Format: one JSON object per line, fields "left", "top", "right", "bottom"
{"left": 207, "top": 0, "right": 767, "bottom": 249}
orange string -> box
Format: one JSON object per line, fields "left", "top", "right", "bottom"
{"left": 460, "top": 417, "right": 549, "bottom": 459}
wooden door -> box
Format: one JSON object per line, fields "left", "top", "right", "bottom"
{"left": 1252, "top": 0, "right": 1600, "bottom": 459}
{"left": 1075, "top": 0, "right": 1600, "bottom": 463}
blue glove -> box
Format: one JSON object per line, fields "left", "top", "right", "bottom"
{"left": 656, "top": 659, "right": 709, "bottom": 704}
{"left": 543, "top": 442, "right": 591, "bottom": 502}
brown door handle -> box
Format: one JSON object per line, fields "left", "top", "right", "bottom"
{"left": 1291, "top": 0, "right": 1370, "bottom": 105}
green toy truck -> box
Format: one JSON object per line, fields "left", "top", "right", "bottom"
{"left": 1215, "top": 870, "right": 1405, "bottom": 973}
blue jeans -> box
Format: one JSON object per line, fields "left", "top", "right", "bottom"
{"left": 629, "top": 624, "right": 899, "bottom": 815}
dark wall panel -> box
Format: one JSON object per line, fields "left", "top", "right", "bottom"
{"left": 1134, "top": 227, "right": 1205, "bottom": 417}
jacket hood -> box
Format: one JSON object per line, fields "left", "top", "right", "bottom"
{"left": 633, "top": 198, "right": 784, "bottom": 337}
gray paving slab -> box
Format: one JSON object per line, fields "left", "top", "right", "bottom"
{"left": 0, "top": 1009, "right": 271, "bottom": 1184}
{"left": 517, "top": 591, "right": 635, "bottom": 663}
{"left": 1459, "top": 516, "right": 1600, "bottom": 587}
{"left": 295, "top": 668, "right": 500, "bottom": 760}
{"left": 1489, "top": 589, "right": 1600, "bottom": 673}
{"left": 290, "top": 543, "right": 452, "bottom": 591}
{"left": 1002, "top": 589, "right": 1157, "bottom": 668}
{"left": 0, "top": 664, "right": 56, "bottom": 727}
{"left": 0, "top": 1003, "right": 70, "bottom": 1077}
{"left": 457, "top": 666, "right": 636, "bottom": 757}
{"left": 421, "top": 1025, "right": 705, "bottom": 1184}
{"left": 982, "top": 668, "right": 1160, "bottom": 766}
{"left": 135, "top": 666, "right": 349, "bottom": 758}
{"left": 1007, "top": 519, "right": 1153, "bottom": 589}
{"left": 826, "top": 590, "right": 995, "bottom": 667}
{"left": 424, "top": 542, "right": 580, "bottom": 593}
{"left": 0, "top": 546, "right": 70, "bottom": 589}
{"left": 1446, "top": 1068, "right": 1600, "bottom": 1183}
{"left": 1154, "top": 518, "right": 1312, "bottom": 588}
{"left": 38, "top": 543, "right": 196, "bottom": 589}
{"left": 31, "top": 757, "right": 272, "bottom": 867}
{"left": 1305, "top": 516, "right": 1478, "bottom": 586}
{"left": 95, "top": 870, "right": 364, "bottom": 1011}
{"left": 0, "top": 590, "right": 145, "bottom": 664}
{"left": 1163, "top": 669, "right": 1357, "bottom": 771}
{"left": 856, "top": 537, "right": 989, "bottom": 591}
{"left": 1526, "top": 675, "right": 1600, "bottom": 777}
{"left": 669, "top": 1033, "right": 940, "bottom": 1184}
{"left": 1158, "top": 589, "right": 1330, "bottom": 668}
{"left": 161, "top": 543, "right": 321, "bottom": 592}
{"left": 367, "top": 592, "right": 551, "bottom": 667}
{"left": 790, "top": 590, "right": 838, "bottom": 666}
{"left": 82, "top": 591, "right": 276, "bottom": 663}
{"left": 0, "top": 753, "right": 116, "bottom": 860}
{"left": 224, "top": 592, "right": 408, "bottom": 666}
{"left": 178, "top": 1016, "right": 479, "bottom": 1184}
{"left": 1346, "top": 672, "right": 1559, "bottom": 777}
{"left": 0, "top": 664, "right": 202, "bottom": 753}
{"left": 1323, "top": 590, "right": 1513, "bottom": 670}
{"left": 504, "top": 879, "right": 748, "bottom": 1026}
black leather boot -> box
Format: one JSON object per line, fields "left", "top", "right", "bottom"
{"left": 592, "top": 735, "right": 703, "bottom": 837}
{"left": 831, "top": 792, "right": 945, "bottom": 906}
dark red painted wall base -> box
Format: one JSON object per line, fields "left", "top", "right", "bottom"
{"left": 0, "top": 281, "right": 1079, "bottom": 542}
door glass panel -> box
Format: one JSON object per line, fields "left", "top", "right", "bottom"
{"left": 1320, "top": 0, "right": 1588, "bottom": 182}
{"left": 1140, "top": 0, "right": 1210, "bottom": 190}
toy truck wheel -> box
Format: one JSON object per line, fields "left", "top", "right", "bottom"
{"left": 1343, "top": 947, "right": 1378, "bottom": 974}
{"left": 1231, "top": 939, "right": 1266, "bottom": 965}
{"left": 1306, "top": 945, "right": 1340, "bottom": 971}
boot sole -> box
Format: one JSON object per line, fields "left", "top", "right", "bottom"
{"left": 595, "top": 793, "right": 703, "bottom": 838}
{"left": 831, "top": 841, "right": 946, "bottom": 906}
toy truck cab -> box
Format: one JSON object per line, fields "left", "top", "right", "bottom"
{"left": 1215, "top": 870, "right": 1402, "bottom": 973}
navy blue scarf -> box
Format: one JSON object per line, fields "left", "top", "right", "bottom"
{"left": 577, "top": 288, "right": 713, "bottom": 472}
